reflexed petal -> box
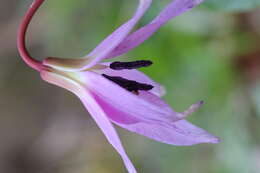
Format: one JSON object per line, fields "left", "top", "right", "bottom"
{"left": 122, "top": 120, "right": 220, "bottom": 146}
{"left": 92, "top": 91, "right": 220, "bottom": 146}
{"left": 85, "top": 0, "right": 152, "bottom": 63}
{"left": 96, "top": 62, "right": 165, "bottom": 97}
{"left": 80, "top": 71, "right": 191, "bottom": 123}
{"left": 40, "top": 70, "right": 137, "bottom": 173}
{"left": 79, "top": 93, "right": 137, "bottom": 173}
{"left": 106, "top": 0, "right": 204, "bottom": 59}
{"left": 43, "top": 0, "right": 152, "bottom": 72}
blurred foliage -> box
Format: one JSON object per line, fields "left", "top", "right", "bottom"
{"left": 1, "top": 0, "right": 260, "bottom": 173}
{"left": 204, "top": 0, "right": 260, "bottom": 12}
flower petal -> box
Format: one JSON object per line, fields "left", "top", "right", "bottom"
{"left": 79, "top": 93, "right": 137, "bottom": 173}
{"left": 85, "top": 0, "right": 152, "bottom": 65}
{"left": 122, "top": 119, "right": 220, "bottom": 146}
{"left": 43, "top": 0, "right": 152, "bottom": 72}
{"left": 91, "top": 91, "right": 220, "bottom": 146}
{"left": 96, "top": 62, "right": 165, "bottom": 97}
{"left": 106, "top": 0, "right": 204, "bottom": 59}
{"left": 40, "top": 70, "right": 137, "bottom": 173}
{"left": 80, "top": 71, "right": 193, "bottom": 124}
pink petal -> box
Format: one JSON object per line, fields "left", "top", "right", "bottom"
{"left": 81, "top": 71, "right": 193, "bottom": 124}
{"left": 92, "top": 91, "right": 220, "bottom": 146}
{"left": 86, "top": 0, "right": 152, "bottom": 59}
{"left": 40, "top": 70, "right": 137, "bottom": 173}
{"left": 79, "top": 93, "right": 137, "bottom": 173}
{"left": 106, "top": 0, "right": 204, "bottom": 59}
{"left": 96, "top": 62, "right": 165, "bottom": 97}
{"left": 122, "top": 119, "right": 220, "bottom": 146}
{"left": 84, "top": 0, "right": 152, "bottom": 69}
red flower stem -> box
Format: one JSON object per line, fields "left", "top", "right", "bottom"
{"left": 17, "top": 0, "right": 46, "bottom": 71}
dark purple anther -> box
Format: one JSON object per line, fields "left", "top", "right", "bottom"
{"left": 102, "top": 74, "right": 154, "bottom": 92}
{"left": 110, "top": 60, "right": 153, "bottom": 70}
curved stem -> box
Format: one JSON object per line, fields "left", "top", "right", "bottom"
{"left": 17, "top": 0, "right": 46, "bottom": 71}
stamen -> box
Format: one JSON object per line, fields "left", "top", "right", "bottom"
{"left": 102, "top": 74, "right": 154, "bottom": 92}
{"left": 182, "top": 101, "right": 204, "bottom": 117}
{"left": 110, "top": 60, "right": 153, "bottom": 70}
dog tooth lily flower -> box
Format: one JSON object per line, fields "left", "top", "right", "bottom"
{"left": 17, "top": 0, "right": 220, "bottom": 173}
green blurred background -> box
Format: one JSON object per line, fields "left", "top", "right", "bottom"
{"left": 0, "top": 0, "right": 260, "bottom": 172}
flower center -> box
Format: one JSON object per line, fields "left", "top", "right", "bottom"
{"left": 101, "top": 60, "right": 155, "bottom": 94}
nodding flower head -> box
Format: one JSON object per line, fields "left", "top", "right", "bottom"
{"left": 17, "top": 0, "right": 220, "bottom": 173}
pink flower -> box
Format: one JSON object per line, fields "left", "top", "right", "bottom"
{"left": 17, "top": 0, "right": 220, "bottom": 173}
